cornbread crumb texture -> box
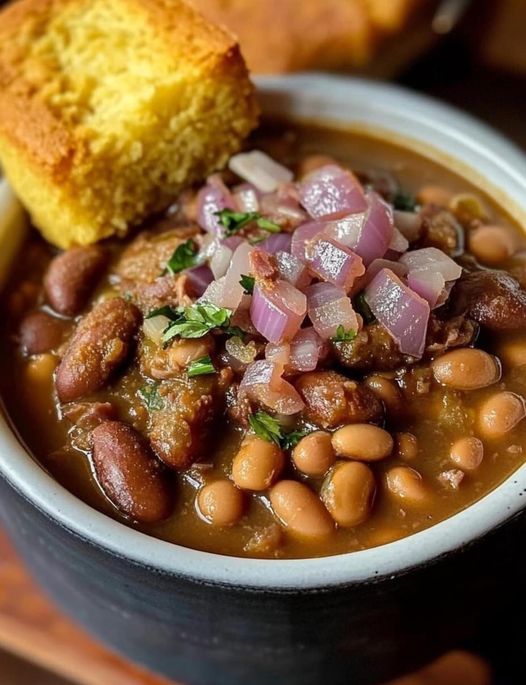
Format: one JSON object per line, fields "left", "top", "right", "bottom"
{"left": 0, "top": 0, "right": 258, "bottom": 248}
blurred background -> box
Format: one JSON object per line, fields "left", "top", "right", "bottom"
{"left": 0, "top": 0, "right": 524, "bottom": 684}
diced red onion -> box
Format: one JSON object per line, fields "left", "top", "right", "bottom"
{"left": 364, "top": 268, "right": 430, "bottom": 358}
{"left": 299, "top": 165, "right": 367, "bottom": 219}
{"left": 289, "top": 327, "right": 322, "bottom": 372}
{"left": 407, "top": 270, "right": 445, "bottom": 309}
{"left": 196, "top": 180, "right": 235, "bottom": 235}
{"left": 276, "top": 251, "right": 312, "bottom": 289}
{"left": 399, "top": 247, "right": 462, "bottom": 282}
{"left": 324, "top": 191, "right": 393, "bottom": 266}
{"left": 222, "top": 236, "right": 245, "bottom": 251}
{"left": 186, "top": 265, "right": 214, "bottom": 297}
{"left": 388, "top": 227, "right": 409, "bottom": 254}
{"left": 304, "top": 235, "right": 365, "bottom": 292}
{"left": 234, "top": 183, "right": 260, "bottom": 213}
{"left": 290, "top": 221, "right": 325, "bottom": 262}
{"left": 210, "top": 244, "right": 233, "bottom": 279}
{"left": 199, "top": 276, "right": 226, "bottom": 307}
{"left": 265, "top": 342, "right": 291, "bottom": 367}
{"left": 250, "top": 280, "right": 306, "bottom": 343}
{"left": 394, "top": 210, "right": 422, "bottom": 242}
{"left": 240, "top": 360, "right": 305, "bottom": 415}
{"left": 306, "top": 282, "right": 358, "bottom": 340}
{"left": 221, "top": 242, "right": 255, "bottom": 310}
{"left": 260, "top": 186, "right": 307, "bottom": 228}
{"left": 228, "top": 151, "right": 293, "bottom": 193}
{"left": 260, "top": 232, "right": 292, "bottom": 254}
{"left": 355, "top": 258, "right": 408, "bottom": 294}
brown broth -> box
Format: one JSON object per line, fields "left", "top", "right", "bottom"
{"left": 1, "top": 121, "right": 526, "bottom": 559}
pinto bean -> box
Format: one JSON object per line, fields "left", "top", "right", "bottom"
{"left": 19, "top": 310, "right": 68, "bottom": 354}
{"left": 292, "top": 431, "right": 335, "bottom": 477}
{"left": 270, "top": 481, "right": 334, "bottom": 539}
{"left": 91, "top": 421, "right": 173, "bottom": 523}
{"left": 295, "top": 371, "right": 383, "bottom": 429}
{"left": 431, "top": 349, "right": 501, "bottom": 390}
{"left": 478, "top": 391, "right": 526, "bottom": 439}
{"left": 321, "top": 461, "right": 376, "bottom": 527}
{"left": 232, "top": 435, "right": 284, "bottom": 491}
{"left": 332, "top": 424, "right": 393, "bottom": 461}
{"left": 197, "top": 480, "right": 244, "bottom": 527}
{"left": 44, "top": 246, "right": 107, "bottom": 316}
{"left": 386, "top": 466, "right": 427, "bottom": 504}
{"left": 468, "top": 225, "right": 517, "bottom": 266}
{"left": 450, "top": 437, "right": 484, "bottom": 470}
{"left": 55, "top": 298, "right": 141, "bottom": 403}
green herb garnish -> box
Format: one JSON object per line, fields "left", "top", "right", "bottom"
{"left": 164, "top": 239, "right": 198, "bottom": 275}
{"left": 393, "top": 191, "right": 417, "bottom": 212}
{"left": 215, "top": 209, "right": 281, "bottom": 237}
{"left": 162, "top": 302, "right": 232, "bottom": 342}
{"left": 332, "top": 325, "right": 357, "bottom": 343}
{"left": 248, "top": 411, "right": 283, "bottom": 446}
{"left": 353, "top": 292, "right": 376, "bottom": 325}
{"left": 146, "top": 305, "right": 182, "bottom": 321}
{"left": 239, "top": 274, "right": 255, "bottom": 295}
{"left": 248, "top": 411, "right": 311, "bottom": 450}
{"left": 187, "top": 355, "right": 216, "bottom": 378}
{"left": 138, "top": 383, "right": 164, "bottom": 411}
{"left": 281, "top": 429, "right": 310, "bottom": 451}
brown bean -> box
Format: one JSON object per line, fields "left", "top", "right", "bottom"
{"left": 91, "top": 421, "right": 172, "bottom": 523}
{"left": 44, "top": 246, "right": 107, "bottom": 316}
{"left": 231, "top": 435, "right": 284, "bottom": 491}
{"left": 321, "top": 461, "right": 376, "bottom": 527}
{"left": 497, "top": 337, "right": 526, "bottom": 368}
{"left": 364, "top": 374, "right": 403, "bottom": 416}
{"left": 450, "top": 437, "right": 484, "bottom": 470}
{"left": 332, "top": 424, "right": 393, "bottom": 462}
{"left": 19, "top": 310, "right": 69, "bottom": 355}
{"left": 468, "top": 225, "right": 517, "bottom": 266}
{"left": 270, "top": 480, "right": 334, "bottom": 539}
{"left": 55, "top": 298, "right": 141, "bottom": 403}
{"left": 292, "top": 431, "right": 335, "bottom": 477}
{"left": 478, "top": 391, "right": 526, "bottom": 439}
{"left": 386, "top": 466, "right": 427, "bottom": 504}
{"left": 431, "top": 348, "right": 501, "bottom": 390}
{"left": 395, "top": 432, "right": 419, "bottom": 461}
{"left": 197, "top": 480, "right": 244, "bottom": 527}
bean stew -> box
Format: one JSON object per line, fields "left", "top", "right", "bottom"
{"left": 2, "top": 121, "right": 526, "bottom": 559}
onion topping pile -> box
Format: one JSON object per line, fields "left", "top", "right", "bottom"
{"left": 147, "top": 151, "right": 463, "bottom": 415}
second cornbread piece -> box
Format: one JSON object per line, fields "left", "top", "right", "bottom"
{"left": 0, "top": 0, "right": 259, "bottom": 248}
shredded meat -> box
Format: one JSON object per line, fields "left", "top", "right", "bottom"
{"left": 450, "top": 269, "right": 526, "bottom": 331}
{"left": 332, "top": 322, "right": 408, "bottom": 373}
{"left": 147, "top": 369, "right": 231, "bottom": 470}
{"left": 294, "top": 370, "right": 383, "bottom": 429}
{"left": 62, "top": 402, "right": 117, "bottom": 429}
{"left": 425, "top": 313, "right": 478, "bottom": 356}
{"left": 417, "top": 206, "right": 463, "bottom": 256}
{"left": 225, "top": 382, "right": 253, "bottom": 426}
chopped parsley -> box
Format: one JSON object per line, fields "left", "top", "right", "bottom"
{"left": 248, "top": 411, "right": 283, "bottom": 446}
{"left": 239, "top": 274, "right": 255, "bottom": 295}
{"left": 248, "top": 411, "right": 311, "bottom": 450}
{"left": 164, "top": 239, "right": 198, "bottom": 275}
{"left": 393, "top": 191, "right": 417, "bottom": 212}
{"left": 145, "top": 305, "right": 182, "bottom": 321}
{"left": 162, "top": 302, "right": 232, "bottom": 342}
{"left": 187, "top": 355, "right": 216, "bottom": 378}
{"left": 332, "top": 325, "right": 357, "bottom": 343}
{"left": 353, "top": 292, "right": 376, "bottom": 325}
{"left": 215, "top": 209, "right": 281, "bottom": 237}
{"left": 138, "top": 383, "right": 164, "bottom": 411}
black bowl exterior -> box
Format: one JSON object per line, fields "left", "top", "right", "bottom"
{"left": 0, "top": 472, "right": 523, "bottom": 685}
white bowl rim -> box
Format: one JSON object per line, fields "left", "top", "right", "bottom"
{"left": 1, "top": 73, "right": 526, "bottom": 591}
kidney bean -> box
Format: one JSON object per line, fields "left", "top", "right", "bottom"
{"left": 19, "top": 310, "right": 68, "bottom": 354}
{"left": 55, "top": 298, "right": 141, "bottom": 403}
{"left": 44, "top": 246, "right": 107, "bottom": 316}
{"left": 91, "top": 421, "right": 173, "bottom": 522}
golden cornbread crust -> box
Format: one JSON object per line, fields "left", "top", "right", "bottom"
{"left": 0, "top": 0, "right": 259, "bottom": 248}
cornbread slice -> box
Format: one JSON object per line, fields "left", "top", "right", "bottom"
{"left": 0, "top": 0, "right": 258, "bottom": 248}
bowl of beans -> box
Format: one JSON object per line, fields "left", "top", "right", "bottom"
{"left": 1, "top": 74, "right": 526, "bottom": 685}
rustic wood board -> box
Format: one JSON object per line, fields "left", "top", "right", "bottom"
{"left": 0, "top": 529, "right": 176, "bottom": 685}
